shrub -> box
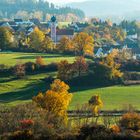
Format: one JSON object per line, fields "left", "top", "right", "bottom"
{"left": 88, "top": 95, "right": 103, "bottom": 115}
{"left": 119, "top": 113, "right": 140, "bottom": 131}
{"left": 79, "top": 124, "right": 112, "bottom": 140}
{"left": 36, "top": 56, "right": 46, "bottom": 66}
{"left": 24, "top": 62, "right": 36, "bottom": 73}
{"left": 45, "top": 62, "right": 58, "bottom": 72}
{"left": 123, "top": 72, "right": 140, "bottom": 81}
{"left": 110, "top": 125, "right": 120, "bottom": 134}
{"left": 19, "top": 119, "right": 34, "bottom": 130}
{"left": 13, "top": 64, "right": 25, "bottom": 78}
{"left": 9, "top": 130, "right": 34, "bottom": 140}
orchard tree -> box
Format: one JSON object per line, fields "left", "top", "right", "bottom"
{"left": 73, "top": 32, "right": 94, "bottom": 56}
{"left": 72, "top": 56, "right": 88, "bottom": 77}
{"left": 33, "top": 79, "right": 72, "bottom": 124}
{"left": 0, "top": 27, "right": 15, "bottom": 51}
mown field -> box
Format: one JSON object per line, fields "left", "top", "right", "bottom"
{"left": 0, "top": 52, "right": 140, "bottom": 111}
{"left": 0, "top": 52, "right": 75, "bottom": 66}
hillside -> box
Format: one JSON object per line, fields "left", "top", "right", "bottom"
{"left": 0, "top": 0, "right": 85, "bottom": 21}
{"left": 68, "top": 0, "right": 140, "bottom": 21}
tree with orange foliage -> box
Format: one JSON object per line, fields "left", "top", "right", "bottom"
{"left": 73, "top": 32, "right": 94, "bottom": 56}
{"left": 72, "top": 56, "right": 88, "bottom": 77}
{"left": 33, "top": 79, "right": 72, "bottom": 124}
{"left": 35, "top": 56, "right": 46, "bottom": 66}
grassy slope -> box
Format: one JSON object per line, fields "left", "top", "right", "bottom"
{"left": 0, "top": 53, "right": 140, "bottom": 111}
{"left": 70, "top": 85, "right": 140, "bottom": 110}
{"left": 0, "top": 52, "right": 75, "bottom": 66}
{"left": 0, "top": 74, "right": 140, "bottom": 110}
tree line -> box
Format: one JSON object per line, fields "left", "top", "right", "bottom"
{"left": 0, "top": 0, "right": 85, "bottom": 21}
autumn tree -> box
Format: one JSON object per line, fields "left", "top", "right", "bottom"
{"left": 29, "top": 27, "right": 45, "bottom": 50}
{"left": 14, "top": 64, "right": 26, "bottom": 78}
{"left": 57, "top": 60, "right": 73, "bottom": 81}
{"left": 112, "top": 28, "right": 126, "bottom": 43}
{"left": 117, "top": 47, "right": 132, "bottom": 61}
{"left": 35, "top": 56, "right": 46, "bottom": 66}
{"left": 73, "top": 32, "right": 94, "bottom": 56}
{"left": 40, "top": 36, "right": 55, "bottom": 52}
{"left": 100, "top": 52, "right": 123, "bottom": 79}
{"left": 89, "top": 95, "right": 103, "bottom": 115}
{"left": 0, "top": 27, "right": 15, "bottom": 51}
{"left": 33, "top": 79, "right": 72, "bottom": 124}
{"left": 58, "top": 36, "right": 74, "bottom": 52}
{"left": 72, "top": 56, "right": 88, "bottom": 77}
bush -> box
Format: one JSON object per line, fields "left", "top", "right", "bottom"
{"left": 45, "top": 63, "right": 58, "bottom": 72}
{"left": 13, "top": 64, "right": 25, "bottom": 78}
{"left": 79, "top": 124, "right": 112, "bottom": 140}
{"left": 121, "top": 60, "right": 140, "bottom": 71}
{"left": 0, "top": 64, "right": 11, "bottom": 75}
{"left": 24, "top": 62, "right": 36, "bottom": 73}
{"left": 119, "top": 113, "right": 140, "bottom": 131}
{"left": 36, "top": 56, "right": 46, "bottom": 66}
{"left": 123, "top": 72, "right": 140, "bottom": 81}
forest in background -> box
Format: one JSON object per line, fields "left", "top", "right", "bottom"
{"left": 0, "top": 0, "right": 85, "bottom": 22}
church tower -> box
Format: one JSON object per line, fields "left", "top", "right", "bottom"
{"left": 50, "top": 16, "right": 57, "bottom": 43}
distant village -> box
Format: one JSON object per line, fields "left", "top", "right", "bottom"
{"left": 0, "top": 16, "right": 140, "bottom": 60}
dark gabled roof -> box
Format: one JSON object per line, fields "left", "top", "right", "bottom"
{"left": 8, "top": 21, "right": 17, "bottom": 26}
{"left": 29, "top": 18, "right": 40, "bottom": 25}
{"left": 0, "top": 21, "right": 6, "bottom": 26}
{"left": 56, "top": 29, "right": 74, "bottom": 36}
{"left": 14, "top": 19, "right": 23, "bottom": 22}
{"left": 11, "top": 26, "right": 19, "bottom": 32}
{"left": 131, "top": 47, "right": 140, "bottom": 54}
{"left": 76, "top": 22, "right": 89, "bottom": 28}
{"left": 40, "top": 23, "right": 50, "bottom": 29}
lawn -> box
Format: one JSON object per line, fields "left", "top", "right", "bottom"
{"left": 0, "top": 72, "right": 140, "bottom": 110}
{"left": 0, "top": 52, "right": 140, "bottom": 111}
{"left": 0, "top": 52, "right": 75, "bottom": 66}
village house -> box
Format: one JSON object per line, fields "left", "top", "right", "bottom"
{"left": 56, "top": 29, "right": 74, "bottom": 42}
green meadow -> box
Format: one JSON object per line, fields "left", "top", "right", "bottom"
{"left": 0, "top": 52, "right": 140, "bottom": 111}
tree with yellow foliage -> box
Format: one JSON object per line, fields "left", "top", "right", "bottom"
{"left": 58, "top": 36, "right": 74, "bottom": 52}
{"left": 33, "top": 79, "right": 72, "bottom": 124}
{"left": 88, "top": 95, "right": 103, "bottom": 116}
{"left": 100, "top": 51, "right": 123, "bottom": 79}
{"left": 73, "top": 32, "right": 94, "bottom": 56}
{"left": 29, "top": 27, "right": 45, "bottom": 51}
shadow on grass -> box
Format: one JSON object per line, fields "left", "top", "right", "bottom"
{"left": 0, "top": 77, "right": 18, "bottom": 84}
{"left": 0, "top": 74, "right": 117, "bottom": 104}
{"left": 67, "top": 74, "right": 115, "bottom": 93}
{"left": 15, "top": 54, "right": 74, "bottom": 60}
{"left": 0, "top": 81, "right": 50, "bottom": 103}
